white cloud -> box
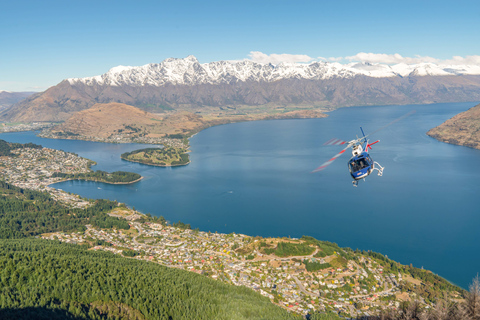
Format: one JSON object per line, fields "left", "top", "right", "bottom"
{"left": 341, "top": 52, "right": 480, "bottom": 66}
{"left": 327, "top": 57, "right": 343, "bottom": 62}
{"left": 344, "top": 52, "right": 439, "bottom": 65}
{"left": 440, "top": 55, "right": 480, "bottom": 66}
{"left": 248, "top": 51, "right": 313, "bottom": 64}
{"left": 247, "top": 51, "right": 480, "bottom": 66}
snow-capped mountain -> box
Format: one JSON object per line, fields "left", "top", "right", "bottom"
{"left": 67, "top": 55, "right": 480, "bottom": 87}
{"left": 3, "top": 56, "right": 480, "bottom": 122}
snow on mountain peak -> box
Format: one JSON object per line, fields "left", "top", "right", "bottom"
{"left": 67, "top": 55, "right": 480, "bottom": 87}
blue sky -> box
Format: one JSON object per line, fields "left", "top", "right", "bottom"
{"left": 1, "top": 0, "right": 479, "bottom": 91}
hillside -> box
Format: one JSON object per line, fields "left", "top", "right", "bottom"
{"left": 0, "top": 173, "right": 469, "bottom": 319}
{"left": 0, "top": 91, "right": 35, "bottom": 111}
{"left": 0, "top": 181, "right": 301, "bottom": 320}
{"left": 427, "top": 103, "right": 480, "bottom": 149}
{"left": 0, "top": 239, "right": 301, "bottom": 320}
{"left": 47, "top": 102, "right": 207, "bottom": 140}
{"left": 2, "top": 56, "right": 480, "bottom": 122}
{"left": 43, "top": 102, "right": 326, "bottom": 143}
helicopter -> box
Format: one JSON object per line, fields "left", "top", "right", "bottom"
{"left": 312, "top": 110, "right": 415, "bottom": 186}
{"left": 312, "top": 128, "right": 384, "bottom": 186}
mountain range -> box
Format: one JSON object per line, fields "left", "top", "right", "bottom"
{"left": 0, "top": 91, "right": 35, "bottom": 111}
{"left": 3, "top": 56, "right": 480, "bottom": 122}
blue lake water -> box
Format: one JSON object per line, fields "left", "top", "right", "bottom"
{"left": 1, "top": 102, "right": 479, "bottom": 289}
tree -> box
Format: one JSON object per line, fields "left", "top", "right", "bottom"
{"left": 465, "top": 274, "right": 480, "bottom": 320}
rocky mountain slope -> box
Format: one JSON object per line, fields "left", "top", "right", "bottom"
{"left": 0, "top": 91, "right": 35, "bottom": 111}
{"left": 3, "top": 56, "right": 480, "bottom": 122}
{"left": 427, "top": 103, "right": 480, "bottom": 149}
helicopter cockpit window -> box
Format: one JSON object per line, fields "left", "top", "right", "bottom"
{"left": 350, "top": 158, "right": 369, "bottom": 172}
{"left": 349, "top": 161, "right": 357, "bottom": 172}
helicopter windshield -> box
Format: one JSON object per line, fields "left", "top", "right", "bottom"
{"left": 349, "top": 158, "right": 370, "bottom": 172}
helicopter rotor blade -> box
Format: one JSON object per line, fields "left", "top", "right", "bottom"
{"left": 312, "top": 145, "right": 350, "bottom": 173}
{"left": 323, "top": 138, "right": 347, "bottom": 146}
{"left": 363, "top": 110, "right": 416, "bottom": 140}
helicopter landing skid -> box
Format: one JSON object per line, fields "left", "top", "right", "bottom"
{"left": 352, "top": 162, "right": 384, "bottom": 187}
{"left": 373, "top": 161, "right": 384, "bottom": 176}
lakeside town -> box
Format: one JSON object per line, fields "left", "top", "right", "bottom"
{"left": 0, "top": 139, "right": 462, "bottom": 319}
{"left": 1, "top": 122, "right": 56, "bottom": 133}
{"left": 0, "top": 145, "right": 93, "bottom": 207}
{"left": 42, "top": 214, "right": 430, "bottom": 319}
{"left": 39, "top": 127, "right": 188, "bottom": 149}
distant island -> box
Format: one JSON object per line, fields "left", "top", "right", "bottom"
{"left": 121, "top": 147, "right": 190, "bottom": 167}
{"left": 427, "top": 103, "right": 480, "bottom": 150}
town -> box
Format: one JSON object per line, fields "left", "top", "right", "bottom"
{"left": 39, "top": 127, "right": 188, "bottom": 149}
{"left": 42, "top": 214, "right": 421, "bottom": 319}
{"left": 1, "top": 122, "right": 56, "bottom": 132}
{"left": 0, "top": 145, "right": 93, "bottom": 207}
{"left": 0, "top": 143, "right": 460, "bottom": 318}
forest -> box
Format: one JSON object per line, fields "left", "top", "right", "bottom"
{"left": 121, "top": 147, "right": 189, "bottom": 166}
{"left": 52, "top": 171, "right": 142, "bottom": 184}
{"left": 0, "top": 239, "right": 301, "bottom": 320}
{"left": 0, "top": 139, "right": 42, "bottom": 157}
{"left": 356, "top": 249, "right": 462, "bottom": 296}
{"left": 0, "top": 180, "right": 129, "bottom": 239}
{"left": 0, "top": 180, "right": 305, "bottom": 319}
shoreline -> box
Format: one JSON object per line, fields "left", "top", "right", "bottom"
{"left": 2, "top": 105, "right": 474, "bottom": 293}
{"left": 52, "top": 176, "right": 144, "bottom": 186}
{"left": 34, "top": 108, "right": 328, "bottom": 153}
{"left": 121, "top": 156, "right": 190, "bottom": 167}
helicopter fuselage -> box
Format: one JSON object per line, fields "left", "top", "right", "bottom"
{"left": 348, "top": 151, "right": 374, "bottom": 180}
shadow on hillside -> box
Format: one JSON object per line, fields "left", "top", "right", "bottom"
{"left": 0, "top": 306, "right": 88, "bottom": 320}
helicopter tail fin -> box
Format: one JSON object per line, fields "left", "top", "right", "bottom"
{"left": 365, "top": 140, "right": 380, "bottom": 151}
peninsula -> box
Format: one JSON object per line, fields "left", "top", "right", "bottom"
{"left": 52, "top": 170, "right": 143, "bottom": 184}
{"left": 0, "top": 140, "right": 142, "bottom": 207}
{"left": 427, "top": 103, "right": 480, "bottom": 149}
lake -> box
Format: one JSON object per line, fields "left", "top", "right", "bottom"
{"left": 1, "top": 101, "right": 479, "bottom": 289}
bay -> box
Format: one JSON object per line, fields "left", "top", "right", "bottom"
{"left": 1, "top": 101, "right": 479, "bottom": 289}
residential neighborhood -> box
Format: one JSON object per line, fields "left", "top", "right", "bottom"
{"left": 1, "top": 122, "right": 55, "bottom": 133}
{"left": 39, "top": 128, "right": 188, "bottom": 149}
{"left": 0, "top": 146, "right": 93, "bottom": 207}
{"left": 42, "top": 214, "right": 438, "bottom": 319}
